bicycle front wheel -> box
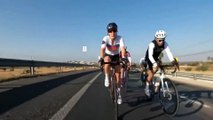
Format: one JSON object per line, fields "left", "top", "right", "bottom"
{"left": 158, "top": 78, "right": 179, "bottom": 116}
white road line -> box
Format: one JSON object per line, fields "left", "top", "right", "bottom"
{"left": 49, "top": 72, "right": 102, "bottom": 120}
{"left": 180, "top": 95, "right": 212, "bottom": 109}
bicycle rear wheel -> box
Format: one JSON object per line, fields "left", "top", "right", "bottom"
{"left": 158, "top": 78, "right": 179, "bottom": 116}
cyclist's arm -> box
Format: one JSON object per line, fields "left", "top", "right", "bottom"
{"left": 120, "top": 37, "right": 126, "bottom": 58}
{"left": 148, "top": 43, "right": 156, "bottom": 64}
{"left": 164, "top": 42, "right": 174, "bottom": 62}
{"left": 127, "top": 57, "right": 132, "bottom": 65}
{"left": 100, "top": 38, "right": 107, "bottom": 58}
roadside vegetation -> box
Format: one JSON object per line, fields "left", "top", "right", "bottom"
{"left": 179, "top": 61, "right": 213, "bottom": 75}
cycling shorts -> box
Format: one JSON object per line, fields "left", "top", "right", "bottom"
{"left": 104, "top": 53, "right": 120, "bottom": 64}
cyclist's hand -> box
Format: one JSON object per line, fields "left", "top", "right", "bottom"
{"left": 98, "top": 57, "right": 104, "bottom": 66}
{"left": 171, "top": 58, "right": 179, "bottom": 71}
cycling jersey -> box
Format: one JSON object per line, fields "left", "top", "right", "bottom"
{"left": 101, "top": 35, "right": 125, "bottom": 55}
{"left": 145, "top": 40, "right": 174, "bottom": 66}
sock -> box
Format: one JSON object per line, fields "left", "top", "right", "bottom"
{"left": 146, "top": 82, "right": 149, "bottom": 86}
{"left": 105, "top": 74, "right": 109, "bottom": 79}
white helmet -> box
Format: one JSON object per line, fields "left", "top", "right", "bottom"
{"left": 155, "top": 30, "right": 167, "bottom": 39}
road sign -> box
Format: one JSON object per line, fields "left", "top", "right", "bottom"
{"left": 82, "top": 46, "right": 87, "bottom": 52}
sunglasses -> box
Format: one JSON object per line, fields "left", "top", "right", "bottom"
{"left": 108, "top": 29, "right": 117, "bottom": 33}
{"left": 157, "top": 39, "right": 165, "bottom": 42}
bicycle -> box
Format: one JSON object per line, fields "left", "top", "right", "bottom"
{"left": 101, "top": 61, "right": 123, "bottom": 120}
{"left": 142, "top": 62, "right": 179, "bottom": 116}
{"left": 155, "top": 63, "right": 180, "bottom": 116}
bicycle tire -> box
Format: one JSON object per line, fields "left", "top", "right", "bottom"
{"left": 112, "top": 74, "right": 118, "bottom": 120}
{"left": 158, "top": 78, "right": 179, "bottom": 116}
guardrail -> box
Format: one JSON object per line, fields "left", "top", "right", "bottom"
{"left": 169, "top": 72, "right": 213, "bottom": 81}
{"left": 0, "top": 58, "right": 93, "bottom": 75}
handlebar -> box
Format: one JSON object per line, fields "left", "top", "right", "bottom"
{"left": 98, "top": 61, "right": 127, "bottom": 72}
{"left": 158, "top": 63, "right": 179, "bottom": 74}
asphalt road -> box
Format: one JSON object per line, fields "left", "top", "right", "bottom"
{"left": 0, "top": 70, "right": 212, "bottom": 120}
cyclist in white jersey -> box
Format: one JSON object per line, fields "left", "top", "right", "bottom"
{"left": 144, "top": 30, "right": 178, "bottom": 97}
{"left": 99, "top": 22, "right": 127, "bottom": 104}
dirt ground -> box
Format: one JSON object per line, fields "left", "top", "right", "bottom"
{"left": 179, "top": 66, "right": 213, "bottom": 75}
{"left": 0, "top": 66, "right": 96, "bottom": 82}
{"left": 0, "top": 65, "right": 212, "bottom": 82}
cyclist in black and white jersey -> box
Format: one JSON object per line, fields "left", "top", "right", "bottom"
{"left": 99, "top": 22, "right": 127, "bottom": 104}
{"left": 144, "top": 30, "right": 178, "bottom": 97}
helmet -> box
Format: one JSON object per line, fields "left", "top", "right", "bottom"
{"left": 155, "top": 30, "right": 167, "bottom": 39}
{"left": 107, "top": 22, "right": 118, "bottom": 32}
{"left": 174, "top": 57, "right": 179, "bottom": 62}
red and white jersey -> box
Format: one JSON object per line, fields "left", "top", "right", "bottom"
{"left": 101, "top": 35, "right": 125, "bottom": 55}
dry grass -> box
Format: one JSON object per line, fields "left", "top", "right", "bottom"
{"left": 180, "top": 68, "right": 213, "bottom": 75}
{"left": 0, "top": 66, "right": 96, "bottom": 82}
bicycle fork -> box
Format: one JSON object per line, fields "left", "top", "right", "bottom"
{"left": 160, "top": 73, "right": 173, "bottom": 100}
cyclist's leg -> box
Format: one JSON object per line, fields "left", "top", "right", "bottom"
{"left": 115, "top": 65, "right": 121, "bottom": 88}
{"left": 113, "top": 54, "right": 122, "bottom": 104}
{"left": 145, "top": 61, "right": 154, "bottom": 97}
{"left": 146, "top": 70, "right": 154, "bottom": 86}
{"left": 103, "top": 54, "right": 111, "bottom": 87}
{"left": 145, "top": 69, "right": 154, "bottom": 97}
{"left": 115, "top": 65, "right": 122, "bottom": 104}
{"left": 120, "top": 66, "right": 124, "bottom": 86}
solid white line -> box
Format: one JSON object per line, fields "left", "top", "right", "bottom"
{"left": 49, "top": 72, "right": 102, "bottom": 120}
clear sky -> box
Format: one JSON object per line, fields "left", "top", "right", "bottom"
{"left": 0, "top": 0, "right": 213, "bottom": 63}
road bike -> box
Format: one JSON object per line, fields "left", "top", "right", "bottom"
{"left": 101, "top": 61, "right": 124, "bottom": 120}
{"left": 155, "top": 64, "right": 180, "bottom": 116}
{"left": 143, "top": 62, "right": 179, "bottom": 116}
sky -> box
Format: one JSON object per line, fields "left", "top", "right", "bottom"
{"left": 0, "top": 0, "right": 213, "bottom": 63}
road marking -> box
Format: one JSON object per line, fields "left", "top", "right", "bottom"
{"left": 49, "top": 72, "right": 102, "bottom": 120}
{"left": 180, "top": 95, "right": 212, "bottom": 109}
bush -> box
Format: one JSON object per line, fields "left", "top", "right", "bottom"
{"left": 196, "top": 66, "right": 208, "bottom": 71}
{"left": 185, "top": 68, "right": 192, "bottom": 71}
{"left": 10, "top": 67, "right": 14, "bottom": 71}
{"left": 189, "top": 62, "right": 199, "bottom": 66}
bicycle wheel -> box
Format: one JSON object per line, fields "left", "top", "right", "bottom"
{"left": 112, "top": 75, "right": 118, "bottom": 120}
{"left": 158, "top": 78, "right": 179, "bottom": 116}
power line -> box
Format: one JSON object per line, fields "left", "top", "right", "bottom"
{"left": 173, "top": 39, "right": 213, "bottom": 51}
{"left": 178, "top": 49, "right": 213, "bottom": 57}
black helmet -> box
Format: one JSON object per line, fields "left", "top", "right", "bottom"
{"left": 107, "top": 22, "right": 118, "bottom": 32}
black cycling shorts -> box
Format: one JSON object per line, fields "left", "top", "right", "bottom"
{"left": 104, "top": 53, "right": 120, "bottom": 63}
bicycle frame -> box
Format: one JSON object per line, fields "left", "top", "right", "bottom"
{"left": 159, "top": 70, "right": 168, "bottom": 98}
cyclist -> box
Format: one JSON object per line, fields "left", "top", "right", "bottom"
{"left": 144, "top": 30, "right": 178, "bottom": 97}
{"left": 99, "top": 22, "right": 127, "bottom": 104}
{"left": 120, "top": 46, "right": 132, "bottom": 86}
{"left": 139, "top": 57, "right": 147, "bottom": 86}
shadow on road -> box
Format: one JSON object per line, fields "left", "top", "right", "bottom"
{"left": 0, "top": 70, "right": 96, "bottom": 114}
{"left": 176, "top": 88, "right": 213, "bottom": 117}
{"left": 119, "top": 80, "right": 165, "bottom": 120}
